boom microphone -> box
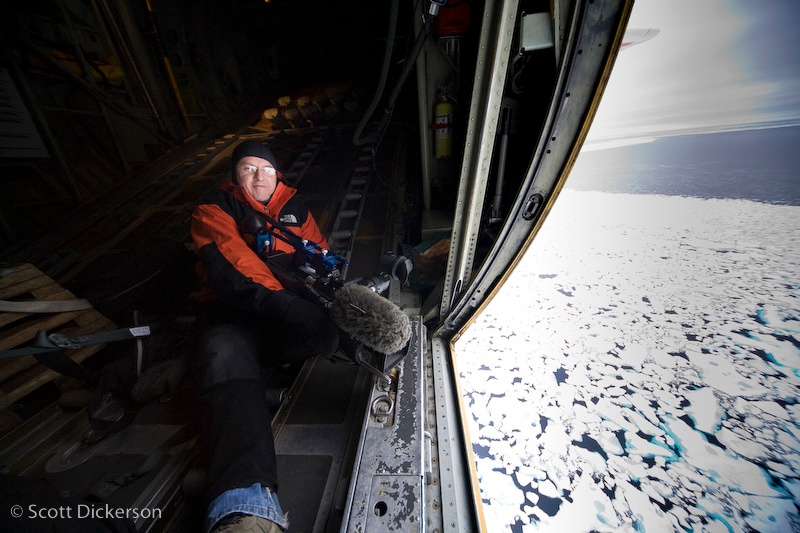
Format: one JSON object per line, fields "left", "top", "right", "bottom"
{"left": 330, "top": 284, "right": 411, "bottom": 355}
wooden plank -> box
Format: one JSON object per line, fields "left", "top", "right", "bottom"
{"left": 30, "top": 283, "right": 72, "bottom": 299}
{"left": 0, "top": 343, "right": 108, "bottom": 411}
{"left": 0, "top": 311, "right": 114, "bottom": 382}
{"left": 0, "top": 310, "right": 85, "bottom": 351}
{"left": 0, "top": 264, "right": 38, "bottom": 287}
{"left": 0, "top": 277, "right": 57, "bottom": 299}
{"left": 0, "top": 266, "right": 55, "bottom": 299}
{"left": 0, "top": 263, "right": 116, "bottom": 413}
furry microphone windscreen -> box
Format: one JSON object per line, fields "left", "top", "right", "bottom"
{"left": 330, "top": 284, "right": 411, "bottom": 354}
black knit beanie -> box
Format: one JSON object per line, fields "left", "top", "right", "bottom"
{"left": 231, "top": 140, "right": 277, "bottom": 182}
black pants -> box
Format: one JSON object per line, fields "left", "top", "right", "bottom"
{"left": 195, "top": 300, "right": 339, "bottom": 503}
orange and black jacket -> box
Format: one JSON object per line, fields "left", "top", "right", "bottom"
{"left": 191, "top": 178, "right": 328, "bottom": 319}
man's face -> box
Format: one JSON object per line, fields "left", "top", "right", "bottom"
{"left": 236, "top": 156, "right": 277, "bottom": 203}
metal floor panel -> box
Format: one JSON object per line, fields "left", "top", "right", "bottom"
{"left": 268, "top": 121, "right": 413, "bottom": 533}
{"left": 341, "top": 318, "right": 426, "bottom": 533}
{"left": 273, "top": 358, "right": 373, "bottom": 533}
{"left": 276, "top": 454, "right": 334, "bottom": 532}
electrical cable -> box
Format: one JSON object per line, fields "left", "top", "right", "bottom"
{"left": 373, "top": 12, "right": 435, "bottom": 142}
{"left": 353, "top": 0, "right": 401, "bottom": 147}
{"left": 101, "top": 267, "right": 165, "bottom": 304}
{"left": 354, "top": 0, "right": 438, "bottom": 149}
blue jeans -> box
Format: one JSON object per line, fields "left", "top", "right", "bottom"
{"left": 205, "top": 483, "right": 288, "bottom": 532}
{"left": 196, "top": 302, "right": 338, "bottom": 531}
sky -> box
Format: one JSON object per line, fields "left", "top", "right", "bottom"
{"left": 586, "top": 0, "right": 800, "bottom": 143}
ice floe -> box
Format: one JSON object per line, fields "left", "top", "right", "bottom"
{"left": 456, "top": 191, "right": 800, "bottom": 531}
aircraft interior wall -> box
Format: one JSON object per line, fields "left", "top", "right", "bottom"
{"left": 0, "top": 0, "right": 415, "bottom": 250}
{"left": 2, "top": 0, "right": 561, "bottom": 264}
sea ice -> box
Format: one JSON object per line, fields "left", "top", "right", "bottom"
{"left": 456, "top": 191, "right": 800, "bottom": 531}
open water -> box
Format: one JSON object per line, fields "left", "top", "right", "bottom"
{"left": 568, "top": 124, "right": 800, "bottom": 205}
{"left": 456, "top": 125, "right": 800, "bottom": 532}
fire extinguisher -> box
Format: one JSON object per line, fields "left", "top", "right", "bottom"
{"left": 434, "top": 94, "right": 454, "bottom": 159}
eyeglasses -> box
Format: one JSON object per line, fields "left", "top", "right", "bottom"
{"left": 239, "top": 164, "right": 277, "bottom": 177}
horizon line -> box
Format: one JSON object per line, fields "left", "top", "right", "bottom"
{"left": 583, "top": 118, "right": 800, "bottom": 151}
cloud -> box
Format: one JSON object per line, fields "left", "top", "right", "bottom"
{"left": 587, "top": 0, "right": 799, "bottom": 140}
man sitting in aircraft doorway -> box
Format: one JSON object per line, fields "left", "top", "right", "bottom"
{"left": 191, "top": 140, "right": 339, "bottom": 532}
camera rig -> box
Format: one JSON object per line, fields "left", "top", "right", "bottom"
{"left": 241, "top": 215, "right": 413, "bottom": 381}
